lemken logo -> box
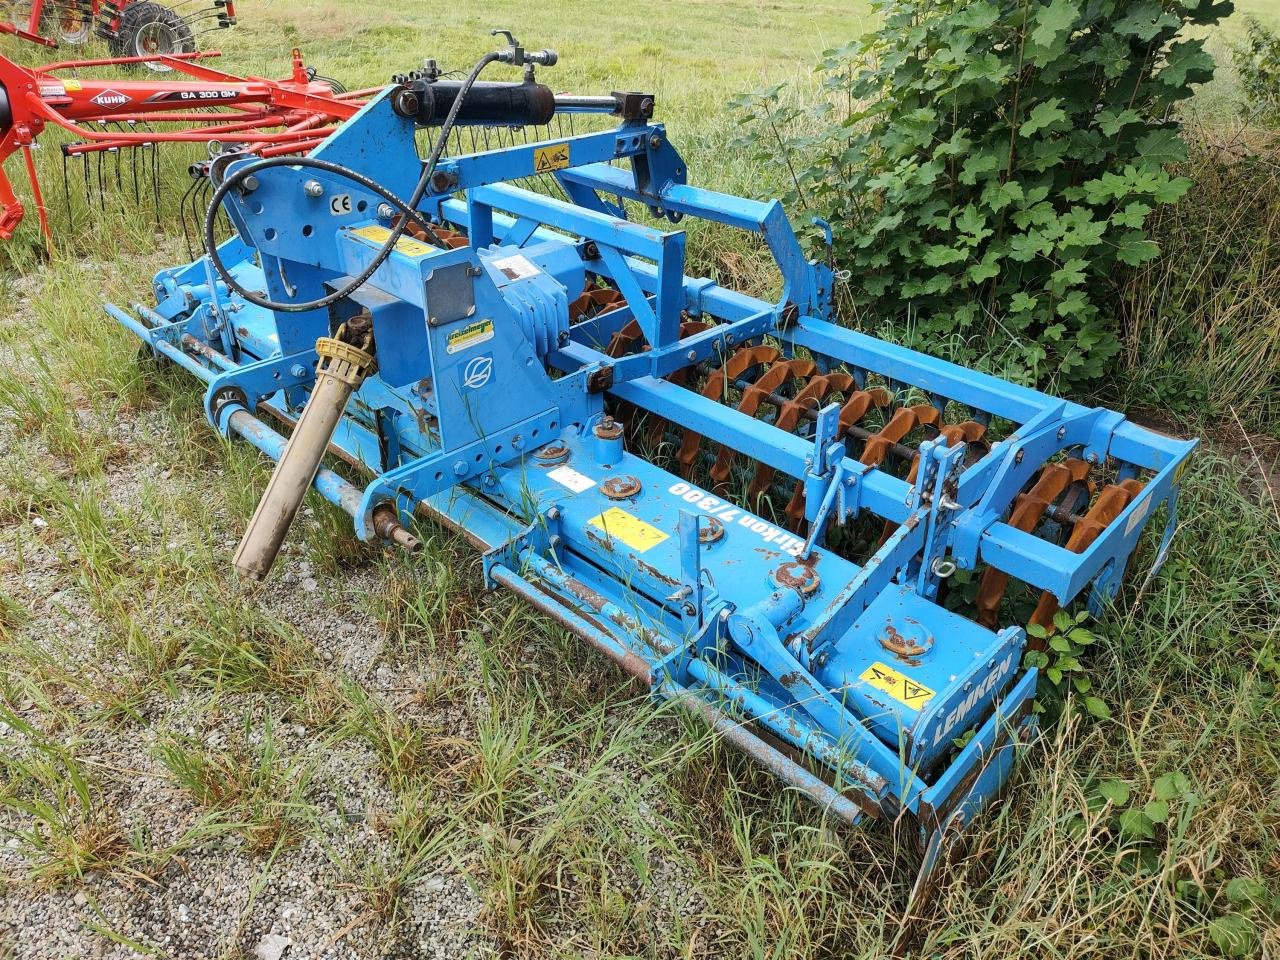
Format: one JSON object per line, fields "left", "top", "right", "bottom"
{"left": 90, "top": 89, "right": 132, "bottom": 109}
{"left": 930, "top": 651, "right": 1017, "bottom": 747}
{"left": 462, "top": 355, "right": 493, "bottom": 390}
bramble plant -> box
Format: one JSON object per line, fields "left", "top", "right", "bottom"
{"left": 732, "top": 0, "right": 1231, "bottom": 388}
{"left": 1232, "top": 16, "right": 1280, "bottom": 123}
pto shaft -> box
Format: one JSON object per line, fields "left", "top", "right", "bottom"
{"left": 233, "top": 317, "right": 377, "bottom": 581}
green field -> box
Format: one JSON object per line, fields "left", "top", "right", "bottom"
{"left": 1, "top": 2, "right": 1278, "bottom": 958}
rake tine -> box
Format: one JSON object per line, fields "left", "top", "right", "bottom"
{"left": 179, "top": 176, "right": 199, "bottom": 261}
{"left": 80, "top": 152, "right": 92, "bottom": 213}
{"left": 151, "top": 144, "right": 162, "bottom": 231}
{"left": 131, "top": 146, "right": 141, "bottom": 206}
{"left": 95, "top": 151, "right": 106, "bottom": 211}
{"left": 61, "top": 151, "right": 71, "bottom": 230}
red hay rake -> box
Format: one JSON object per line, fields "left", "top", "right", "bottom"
{"left": 0, "top": 47, "right": 374, "bottom": 249}
{"left": 2, "top": 1, "right": 234, "bottom": 56}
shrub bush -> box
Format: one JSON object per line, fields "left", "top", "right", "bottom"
{"left": 1232, "top": 16, "right": 1280, "bottom": 123}
{"left": 732, "top": 0, "right": 1232, "bottom": 390}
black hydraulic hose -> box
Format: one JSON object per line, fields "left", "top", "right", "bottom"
{"left": 202, "top": 50, "right": 502, "bottom": 314}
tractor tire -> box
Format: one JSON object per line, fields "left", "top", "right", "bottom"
{"left": 108, "top": 2, "right": 195, "bottom": 71}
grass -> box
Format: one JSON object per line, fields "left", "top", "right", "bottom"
{"left": 0, "top": 1, "right": 1278, "bottom": 958}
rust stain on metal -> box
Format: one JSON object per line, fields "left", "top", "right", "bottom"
{"left": 699, "top": 516, "right": 725, "bottom": 544}
{"left": 773, "top": 561, "right": 820, "bottom": 596}
{"left": 880, "top": 617, "right": 932, "bottom": 665}
{"left": 635, "top": 557, "right": 679, "bottom": 588}
{"left": 534, "top": 442, "right": 570, "bottom": 464}
{"left": 593, "top": 417, "right": 624, "bottom": 440}
{"left": 601, "top": 474, "right": 642, "bottom": 500}
{"left": 586, "top": 529, "right": 616, "bottom": 553}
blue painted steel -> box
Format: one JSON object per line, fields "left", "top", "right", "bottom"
{"left": 105, "top": 85, "right": 1194, "bottom": 885}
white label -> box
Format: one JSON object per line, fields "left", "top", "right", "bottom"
{"left": 491, "top": 254, "right": 540, "bottom": 281}
{"left": 1124, "top": 494, "right": 1152, "bottom": 535}
{"left": 547, "top": 464, "right": 596, "bottom": 493}
{"left": 329, "top": 194, "right": 353, "bottom": 216}
{"left": 666, "top": 481, "right": 805, "bottom": 556}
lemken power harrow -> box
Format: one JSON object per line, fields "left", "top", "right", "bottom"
{"left": 105, "top": 36, "right": 1195, "bottom": 899}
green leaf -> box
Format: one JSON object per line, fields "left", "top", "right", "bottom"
{"left": 1009, "top": 232, "right": 1051, "bottom": 262}
{"left": 1098, "top": 780, "right": 1130, "bottom": 805}
{"left": 922, "top": 244, "right": 968, "bottom": 267}
{"left": 1085, "top": 33, "right": 1133, "bottom": 80}
{"left": 1143, "top": 799, "right": 1170, "bottom": 823}
{"left": 1112, "top": 202, "right": 1152, "bottom": 229}
{"left": 1118, "top": 808, "right": 1155, "bottom": 840}
{"left": 1050, "top": 258, "right": 1088, "bottom": 290}
{"left": 1153, "top": 771, "right": 1191, "bottom": 801}
{"left": 956, "top": 203, "right": 990, "bottom": 237}
{"left": 1153, "top": 175, "right": 1193, "bottom": 203}
{"left": 1097, "top": 108, "right": 1142, "bottom": 137}
{"left": 1137, "top": 128, "right": 1188, "bottom": 166}
{"left": 961, "top": 52, "right": 1010, "bottom": 85}
{"left": 967, "top": 253, "right": 1001, "bottom": 284}
{"left": 1031, "top": 0, "right": 1079, "bottom": 48}
{"left": 1209, "top": 914, "right": 1258, "bottom": 958}
{"left": 1115, "top": 2, "right": 1180, "bottom": 41}
{"left": 1021, "top": 98, "right": 1068, "bottom": 138}
{"left": 1084, "top": 695, "right": 1112, "bottom": 720}
{"left": 1049, "top": 634, "right": 1073, "bottom": 653}
{"left": 959, "top": 151, "right": 1001, "bottom": 185}
{"left": 953, "top": 0, "right": 1000, "bottom": 31}
{"left": 1115, "top": 231, "right": 1161, "bottom": 266}
{"left": 1159, "top": 39, "right": 1215, "bottom": 88}
{"left": 1057, "top": 290, "right": 1090, "bottom": 318}
{"left": 1010, "top": 292, "right": 1038, "bottom": 313}
{"left": 1224, "top": 877, "right": 1269, "bottom": 909}
{"left": 982, "top": 180, "right": 1024, "bottom": 211}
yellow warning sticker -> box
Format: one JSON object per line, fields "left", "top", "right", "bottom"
{"left": 64, "top": 79, "right": 83, "bottom": 92}
{"left": 350, "top": 225, "right": 435, "bottom": 258}
{"left": 533, "top": 142, "right": 571, "bottom": 174}
{"left": 446, "top": 319, "right": 494, "bottom": 355}
{"left": 859, "top": 661, "right": 936, "bottom": 710}
{"left": 587, "top": 507, "right": 669, "bottom": 553}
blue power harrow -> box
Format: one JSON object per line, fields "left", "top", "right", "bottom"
{"left": 107, "top": 36, "right": 1195, "bottom": 902}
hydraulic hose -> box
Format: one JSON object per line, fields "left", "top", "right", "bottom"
{"left": 203, "top": 49, "right": 502, "bottom": 314}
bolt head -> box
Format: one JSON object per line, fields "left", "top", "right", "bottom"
{"left": 303, "top": 179, "right": 324, "bottom": 198}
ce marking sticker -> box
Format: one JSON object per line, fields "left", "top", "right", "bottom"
{"left": 329, "top": 194, "right": 353, "bottom": 216}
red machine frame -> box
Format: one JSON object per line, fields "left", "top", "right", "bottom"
{"left": 0, "top": 48, "right": 372, "bottom": 244}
